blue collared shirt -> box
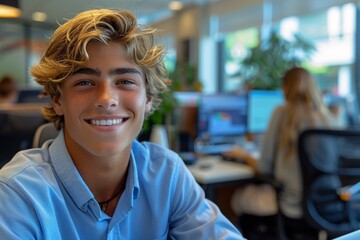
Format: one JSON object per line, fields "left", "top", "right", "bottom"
{"left": 0, "top": 130, "right": 243, "bottom": 239}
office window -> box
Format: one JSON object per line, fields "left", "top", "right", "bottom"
{"left": 0, "top": 21, "right": 54, "bottom": 88}
{"left": 28, "top": 26, "right": 53, "bottom": 88}
{"left": 275, "top": 3, "right": 358, "bottom": 122}
{"left": 223, "top": 27, "right": 260, "bottom": 92}
{"left": 222, "top": 2, "right": 356, "bottom": 96}
{"left": 275, "top": 3, "right": 355, "bottom": 97}
{"left": 221, "top": 2, "right": 357, "bottom": 124}
{"left": 0, "top": 22, "right": 26, "bottom": 86}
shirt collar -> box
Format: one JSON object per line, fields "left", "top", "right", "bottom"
{"left": 48, "top": 130, "right": 142, "bottom": 217}
{"left": 129, "top": 145, "right": 140, "bottom": 201}
{"left": 49, "top": 129, "right": 93, "bottom": 211}
{"left": 108, "top": 141, "right": 141, "bottom": 225}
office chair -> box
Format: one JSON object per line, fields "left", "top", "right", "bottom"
{"left": 32, "top": 122, "right": 59, "bottom": 148}
{"left": 297, "top": 128, "right": 360, "bottom": 239}
{"left": 0, "top": 131, "right": 35, "bottom": 168}
{"left": 237, "top": 128, "right": 360, "bottom": 240}
{"left": 0, "top": 111, "right": 46, "bottom": 168}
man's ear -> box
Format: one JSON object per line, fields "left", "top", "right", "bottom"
{"left": 145, "top": 96, "right": 152, "bottom": 113}
{"left": 52, "top": 95, "right": 64, "bottom": 116}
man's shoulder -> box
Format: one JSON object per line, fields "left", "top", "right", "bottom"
{"left": 0, "top": 148, "right": 52, "bottom": 185}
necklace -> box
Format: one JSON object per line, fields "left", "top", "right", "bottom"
{"left": 97, "top": 184, "right": 125, "bottom": 212}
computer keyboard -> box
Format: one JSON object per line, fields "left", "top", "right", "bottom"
{"left": 194, "top": 143, "right": 234, "bottom": 154}
{"left": 221, "top": 153, "right": 248, "bottom": 164}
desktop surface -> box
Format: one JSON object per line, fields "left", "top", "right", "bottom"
{"left": 187, "top": 155, "right": 254, "bottom": 185}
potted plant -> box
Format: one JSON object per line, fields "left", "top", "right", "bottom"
{"left": 140, "top": 90, "right": 176, "bottom": 143}
{"left": 239, "top": 31, "right": 316, "bottom": 89}
{"left": 139, "top": 62, "right": 201, "bottom": 148}
{"left": 168, "top": 61, "right": 202, "bottom": 92}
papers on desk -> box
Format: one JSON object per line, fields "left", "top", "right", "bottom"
{"left": 187, "top": 155, "right": 254, "bottom": 185}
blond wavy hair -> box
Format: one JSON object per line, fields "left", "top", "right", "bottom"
{"left": 30, "top": 9, "right": 168, "bottom": 130}
{"left": 279, "top": 67, "right": 331, "bottom": 160}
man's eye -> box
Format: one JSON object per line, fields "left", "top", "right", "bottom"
{"left": 117, "top": 80, "right": 134, "bottom": 85}
{"left": 75, "top": 80, "right": 93, "bottom": 86}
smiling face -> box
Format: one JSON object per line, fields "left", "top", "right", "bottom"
{"left": 53, "top": 40, "right": 152, "bottom": 162}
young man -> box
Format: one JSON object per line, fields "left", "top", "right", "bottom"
{"left": 0, "top": 9, "right": 243, "bottom": 239}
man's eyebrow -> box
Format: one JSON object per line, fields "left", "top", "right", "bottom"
{"left": 110, "top": 68, "right": 141, "bottom": 76}
{"left": 73, "top": 67, "right": 101, "bottom": 76}
{"left": 72, "top": 67, "right": 141, "bottom": 76}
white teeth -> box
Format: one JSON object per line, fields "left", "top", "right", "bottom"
{"left": 90, "top": 119, "right": 122, "bottom": 126}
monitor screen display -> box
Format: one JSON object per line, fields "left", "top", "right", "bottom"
{"left": 247, "top": 89, "right": 284, "bottom": 133}
{"left": 17, "top": 89, "right": 50, "bottom": 104}
{"left": 173, "top": 91, "right": 201, "bottom": 107}
{"left": 197, "top": 94, "right": 247, "bottom": 140}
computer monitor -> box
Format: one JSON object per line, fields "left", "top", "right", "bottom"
{"left": 17, "top": 89, "right": 50, "bottom": 104}
{"left": 173, "top": 91, "right": 201, "bottom": 107}
{"left": 247, "top": 89, "right": 284, "bottom": 133}
{"left": 197, "top": 94, "right": 247, "bottom": 142}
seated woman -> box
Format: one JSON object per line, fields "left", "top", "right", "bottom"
{"left": 225, "top": 67, "right": 336, "bottom": 239}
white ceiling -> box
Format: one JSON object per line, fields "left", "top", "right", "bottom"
{"left": 18, "top": 0, "right": 219, "bottom": 26}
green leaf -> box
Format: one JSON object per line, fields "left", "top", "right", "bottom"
{"left": 238, "top": 31, "right": 316, "bottom": 89}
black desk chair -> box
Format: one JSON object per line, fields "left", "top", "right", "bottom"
{"left": 297, "top": 128, "right": 360, "bottom": 239}
{"left": 237, "top": 128, "right": 360, "bottom": 240}
{"left": 0, "top": 111, "right": 46, "bottom": 168}
{"left": 0, "top": 131, "right": 35, "bottom": 168}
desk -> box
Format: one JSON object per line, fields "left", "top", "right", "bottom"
{"left": 187, "top": 155, "right": 255, "bottom": 225}
{"left": 187, "top": 155, "right": 254, "bottom": 201}
{"left": 0, "top": 103, "right": 45, "bottom": 112}
{"left": 187, "top": 155, "right": 254, "bottom": 185}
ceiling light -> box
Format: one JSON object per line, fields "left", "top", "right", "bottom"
{"left": 32, "top": 12, "right": 47, "bottom": 22}
{"left": 0, "top": 0, "right": 21, "bottom": 18}
{"left": 168, "top": 1, "right": 183, "bottom": 11}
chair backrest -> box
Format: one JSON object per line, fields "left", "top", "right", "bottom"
{"left": 298, "top": 128, "right": 360, "bottom": 237}
{"left": 0, "top": 131, "right": 35, "bottom": 168}
{"left": 32, "top": 122, "right": 60, "bottom": 148}
{"left": 0, "top": 111, "right": 46, "bottom": 168}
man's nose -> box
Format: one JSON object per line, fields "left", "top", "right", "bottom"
{"left": 95, "top": 84, "right": 118, "bottom": 109}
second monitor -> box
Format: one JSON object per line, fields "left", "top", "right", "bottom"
{"left": 197, "top": 93, "right": 248, "bottom": 143}
{"left": 247, "top": 89, "right": 284, "bottom": 134}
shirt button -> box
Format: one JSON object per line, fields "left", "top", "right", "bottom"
{"left": 89, "top": 200, "right": 95, "bottom": 205}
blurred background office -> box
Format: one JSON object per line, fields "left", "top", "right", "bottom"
{"left": 2, "top": 0, "right": 360, "bottom": 235}
{"left": 0, "top": 0, "right": 358, "bottom": 122}
{"left": 0, "top": 0, "right": 359, "bottom": 162}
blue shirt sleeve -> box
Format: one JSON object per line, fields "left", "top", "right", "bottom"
{"left": 0, "top": 181, "right": 42, "bottom": 239}
{"left": 167, "top": 155, "right": 243, "bottom": 239}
